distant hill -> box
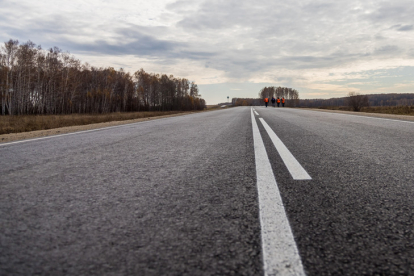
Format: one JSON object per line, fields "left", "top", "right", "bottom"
{"left": 298, "top": 93, "right": 414, "bottom": 108}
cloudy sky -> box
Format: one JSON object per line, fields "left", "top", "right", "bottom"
{"left": 1, "top": 0, "right": 413, "bottom": 104}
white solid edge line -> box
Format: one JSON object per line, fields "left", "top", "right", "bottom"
{"left": 259, "top": 118, "right": 311, "bottom": 180}
{"left": 294, "top": 108, "right": 414, "bottom": 124}
{"left": 254, "top": 110, "right": 259, "bottom": 116}
{"left": 251, "top": 108, "right": 306, "bottom": 276}
{"left": 0, "top": 114, "right": 181, "bottom": 147}
{"left": 0, "top": 124, "right": 138, "bottom": 147}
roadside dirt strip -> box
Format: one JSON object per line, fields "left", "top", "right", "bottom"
{"left": 0, "top": 111, "right": 206, "bottom": 144}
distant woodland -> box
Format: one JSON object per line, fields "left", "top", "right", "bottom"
{"left": 0, "top": 39, "right": 206, "bottom": 115}
{"left": 297, "top": 93, "right": 414, "bottom": 108}
{"left": 233, "top": 84, "right": 414, "bottom": 112}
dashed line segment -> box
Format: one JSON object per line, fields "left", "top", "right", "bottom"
{"left": 259, "top": 118, "right": 311, "bottom": 180}
{"left": 251, "top": 108, "right": 306, "bottom": 276}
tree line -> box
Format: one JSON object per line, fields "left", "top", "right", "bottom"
{"left": 231, "top": 89, "right": 413, "bottom": 110}
{"left": 0, "top": 39, "right": 206, "bottom": 115}
{"left": 258, "top": 86, "right": 299, "bottom": 103}
{"left": 232, "top": 86, "right": 300, "bottom": 106}
{"left": 297, "top": 93, "right": 414, "bottom": 108}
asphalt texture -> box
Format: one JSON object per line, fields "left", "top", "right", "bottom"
{"left": 1, "top": 106, "right": 414, "bottom": 275}
{"left": 0, "top": 108, "right": 262, "bottom": 275}
{"left": 256, "top": 107, "right": 414, "bottom": 275}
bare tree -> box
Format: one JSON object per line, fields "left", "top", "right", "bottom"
{"left": 347, "top": 92, "right": 369, "bottom": 111}
{"left": 258, "top": 86, "right": 299, "bottom": 106}
{"left": 2, "top": 39, "right": 19, "bottom": 115}
{"left": 0, "top": 39, "right": 206, "bottom": 115}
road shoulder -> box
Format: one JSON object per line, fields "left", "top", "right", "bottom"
{"left": 0, "top": 111, "right": 202, "bottom": 144}
{"left": 297, "top": 108, "right": 414, "bottom": 122}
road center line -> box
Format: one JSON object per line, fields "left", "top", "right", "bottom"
{"left": 251, "top": 109, "right": 305, "bottom": 276}
{"left": 254, "top": 110, "right": 259, "bottom": 116}
{"left": 259, "top": 118, "right": 311, "bottom": 180}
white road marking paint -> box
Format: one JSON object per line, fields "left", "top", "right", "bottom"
{"left": 295, "top": 109, "right": 414, "bottom": 124}
{"left": 259, "top": 118, "right": 311, "bottom": 180}
{"left": 0, "top": 116, "right": 169, "bottom": 147}
{"left": 254, "top": 110, "right": 259, "bottom": 116}
{"left": 0, "top": 124, "right": 134, "bottom": 147}
{"left": 251, "top": 108, "right": 306, "bottom": 276}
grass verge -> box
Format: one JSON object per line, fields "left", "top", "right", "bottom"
{"left": 361, "top": 106, "right": 414, "bottom": 115}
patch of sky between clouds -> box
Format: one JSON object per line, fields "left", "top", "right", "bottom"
{"left": 392, "top": 24, "right": 414, "bottom": 32}
{"left": 198, "top": 82, "right": 275, "bottom": 104}
{"left": 0, "top": 0, "right": 180, "bottom": 50}
{"left": 13, "top": 0, "right": 176, "bottom": 26}
{"left": 326, "top": 66, "right": 414, "bottom": 86}
{"left": 298, "top": 66, "right": 414, "bottom": 98}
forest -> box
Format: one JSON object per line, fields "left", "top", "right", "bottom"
{"left": 0, "top": 39, "right": 206, "bottom": 115}
{"left": 297, "top": 93, "right": 414, "bottom": 108}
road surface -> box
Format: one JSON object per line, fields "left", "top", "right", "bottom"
{"left": 1, "top": 107, "right": 413, "bottom": 275}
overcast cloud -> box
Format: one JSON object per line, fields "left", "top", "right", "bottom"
{"left": 1, "top": 0, "right": 413, "bottom": 103}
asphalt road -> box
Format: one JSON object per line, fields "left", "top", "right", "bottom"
{"left": 1, "top": 106, "right": 414, "bottom": 275}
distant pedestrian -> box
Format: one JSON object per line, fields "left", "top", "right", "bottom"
{"left": 264, "top": 97, "right": 269, "bottom": 107}
{"left": 282, "top": 97, "right": 285, "bottom": 107}
{"left": 271, "top": 97, "right": 276, "bottom": 107}
{"left": 277, "top": 97, "right": 281, "bottom": 107}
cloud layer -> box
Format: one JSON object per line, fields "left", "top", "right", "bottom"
{"left": 1, "top": 0, "right": 413, "bottom": 103}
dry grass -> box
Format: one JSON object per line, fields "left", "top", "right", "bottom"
{"left": 361, "top": 106, "right": 414, "bottom": 115}
{"left": 317, "top": 106, "right": 351, "bottom": 111}
{"left": 317, "top": 105, "right": 414, "bottom": 115}
{"left": 0, "top": 111, "right": 188, "bottom": 135}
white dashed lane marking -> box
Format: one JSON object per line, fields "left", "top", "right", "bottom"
{"left": 259, "top": 118, "right": 311, "bottom": 180}
{"left": 251, "top": 108, "right": 306, "bottom": 276}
